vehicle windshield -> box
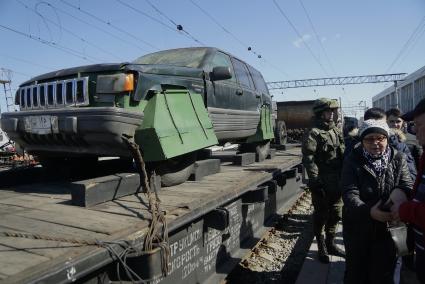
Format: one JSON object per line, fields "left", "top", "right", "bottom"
{"left": 133, "top": 48, "right": 208, "bottom": 68}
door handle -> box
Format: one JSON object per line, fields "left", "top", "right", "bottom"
{"left": 236, "top": 89, "right": 243, "bottom": 96}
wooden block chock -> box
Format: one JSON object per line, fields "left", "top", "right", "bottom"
{"left": 233, "top": 152, "right": 256, "bottom": 166}
{"left": 267, "top": 148, "right": 277, "bottom": 159}
{"left": 189, "top": 159, "right": 221, "bottom": 181}
{"left": 71, "top": 173, "right": 142, "bottom": 207}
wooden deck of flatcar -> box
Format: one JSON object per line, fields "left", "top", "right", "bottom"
{"left": 0, "top": 147, "right": 302, "bottom": 283}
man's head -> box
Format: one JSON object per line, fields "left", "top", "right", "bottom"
{"left": 386, "top": 108, "right": 404, "bottom": 130}
{"left": 402, "top": 98, "right": 425, "bottom": 145}
{"left": 364, "top": 107, "right": 386, "bottom": 121}
{"left": 313, "top": 98, "right": 338, "bottom": 122}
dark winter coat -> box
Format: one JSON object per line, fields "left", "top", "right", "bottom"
{"left": 342, "top": 146, "right": 413, "bottom": 231}
{"left": 389, "top": 129, "right": 417, "bottom": 181}
{"left": 341, "top": 146, "right": 413, "bottom": 283}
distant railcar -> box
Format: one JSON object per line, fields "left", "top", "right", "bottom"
{"left": 372, "top": 65, "right": 425, "bottom": 112}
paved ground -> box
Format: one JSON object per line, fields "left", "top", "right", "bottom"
{"left": 295, "top": 224, "right": 345, "bottom": 284}
{"left": 295, "top": 224, "right": 420, "bottom": 284}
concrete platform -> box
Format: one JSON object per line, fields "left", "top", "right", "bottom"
{"left": 295, "top": 223, "right": 420, "bottom": 284}
{"left": 295, "top": 224, "right": 345, "bottom": 284}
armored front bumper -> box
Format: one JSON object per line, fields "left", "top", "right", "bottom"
{"left": 1, "top": 107, "right": 143, "bottom": 157}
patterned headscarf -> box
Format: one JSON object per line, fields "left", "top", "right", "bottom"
{"left": 362, "top": 146, "right": 390, "bottom": 177}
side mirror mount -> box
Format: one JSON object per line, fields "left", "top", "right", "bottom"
{"left": 211, "top": 66, "right": 232, "bottom": 81}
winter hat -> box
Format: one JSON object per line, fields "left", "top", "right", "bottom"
{"left": 359, "top": 119, "right": 390, "bottom": 140}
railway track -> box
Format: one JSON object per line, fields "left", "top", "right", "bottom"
{"left": 226, "top": 191, "right": 313, "bottom": 284}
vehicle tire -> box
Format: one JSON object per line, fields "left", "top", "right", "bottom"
{"left": 239, "top": 141, "right": 271, "bottom": 161}
{"left": 255, "top": 141, "right": 271, "bottom": 161}
{"left": 274, "top": 120, "right": 287, "bottom": 145}
{"left": 155, "top": 152, "right": 197, "bottom": 187}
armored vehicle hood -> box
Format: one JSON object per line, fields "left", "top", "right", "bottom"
{"left": 21, "top": 63, "right": 204, "bottom": 86}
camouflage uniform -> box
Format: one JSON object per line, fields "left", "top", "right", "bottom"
{"left": 302, "top": 98, "right": 345, "bottom": 263}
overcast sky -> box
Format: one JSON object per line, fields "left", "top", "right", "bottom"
{"left": 1, "top": 0, "right": 424, "bottom": 117}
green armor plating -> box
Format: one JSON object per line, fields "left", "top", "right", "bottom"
{"left": 246, "top": 105, "right": 274, "bottom": 143}
{"left": 135, "top": 89, "right": 218, "bottom": 161}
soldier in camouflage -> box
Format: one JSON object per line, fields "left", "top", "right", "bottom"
{"left": 302, "top": 98, "right": 345, "bottom": 263}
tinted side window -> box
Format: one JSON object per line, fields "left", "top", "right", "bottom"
{"left": 248, "top": 66, "right": 269, "bottom": 94}
{"left": 232, "top": 58, "right": 254, "bottom": 88}
{"left": 208, "top": 52, "right": 236, "bottom": 82}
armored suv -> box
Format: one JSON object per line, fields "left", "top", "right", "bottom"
{"left": 1, "top": 47, "right": 274, "bottom": 185}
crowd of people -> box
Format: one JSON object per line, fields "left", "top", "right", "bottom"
{"left": 302, "top": 98, "right": 425, "bottom": 284}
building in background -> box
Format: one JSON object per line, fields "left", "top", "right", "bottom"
{"left": 372, "top": 65, "right": 425, "bottom": 112}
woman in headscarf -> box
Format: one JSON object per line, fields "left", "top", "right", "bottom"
{"left": 341, "top": 119, "right": 413, "bottom": 283}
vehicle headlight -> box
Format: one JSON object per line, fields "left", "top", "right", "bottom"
{"left": 96, "top": 73, "right": 135, "bottom": 94}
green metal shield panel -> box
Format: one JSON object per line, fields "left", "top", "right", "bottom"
{"left": 135, "top": 90, "right": 218, "bottom": 161}
{"left": 246, "top": 105, "right": 274, "bottom": 143}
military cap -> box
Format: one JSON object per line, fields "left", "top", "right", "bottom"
{"left": 312, "top": 98, "right": 339, "bottom": 114}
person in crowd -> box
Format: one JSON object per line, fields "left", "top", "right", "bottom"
{"left": 341, "top": 119, "right": 413, "bottom": 284}
{"left": 387, "top": 108, "right": 405, "bottom": 131}
{"left": 387, "top": 108, "right": 423, "bottom": 168}
{"left": 393, "top": 98, "right": 425, "bottom": 283}
{"left": 343, "top": 124, "right": 359, "bottom": 160}
{"left": 302, "top": 98, "right": 345, "bottom": 263}
{"left": 344, "top": 107, "right": 416, "bottom": 180}
{"left": 387, "top": 108, "right": 420, "bottom": 273}
{"left": 343, "top": 107, "right": 386, "bottom": 157}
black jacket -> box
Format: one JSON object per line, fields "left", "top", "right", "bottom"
{"left": 342, "top": 146, "right": 413, "bottom": 234}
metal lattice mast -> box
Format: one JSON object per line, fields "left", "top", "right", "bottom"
{"left": 266, "top": 73, "right": 407, "bottom": 90}
{"left": 0, "top": 68, "right": 16, "bottom": 113}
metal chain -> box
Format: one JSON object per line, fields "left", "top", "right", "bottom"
{"left": 122, "top": 135, "right": 171, "bottom": 277}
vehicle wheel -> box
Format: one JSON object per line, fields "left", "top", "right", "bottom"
{"left": 239, "top": 141, "right": 271, "bottom": 161}
{"left": 274, "top": 120, "right": 287, "bottom": 145}
{"left": 155, "top": 152, "right": 197, "bottom": 187}
{"left": 255, "top": 141, "right": 271, "bottom": 161}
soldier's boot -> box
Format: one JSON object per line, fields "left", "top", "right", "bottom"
{"left": 326, "top": 234, "right": 345, "bottom": 258}
{"left": 316, "top": 235, "right": 330, "bottom": 263}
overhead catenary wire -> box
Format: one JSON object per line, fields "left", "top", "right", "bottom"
{"left": 0, "top": 53, "right": 54, "bottom": 71}
{"left": 386, "top": 15, "right": 425, "bottom": 72}
{"left": 273, "top": 0, "right": 329, "bottom": 77}
{"left": 15, "top": 0, "right": 123, "bottom": 62}
{"left": 41, "top": 1, "right": 147, "bottom": 55}
{"left": 0, "top": 24, "right": 99, "bottom": 62}
{"left": 115, "top": 0, "right": 176, "bottom": 32}
{"left": 59, "top": 0, "right": 159, "bottom": 51}
{"left": 115, "top": 0, "right": 201, "bottom": 45}
{"left": 189, "top": 0, "right": 289, "bottom": 77}
{"left": 298, "top": 0, "right": 336, "bottom": 75}
{"left": 143, "top": 0, "right": 206, "bottom": 46}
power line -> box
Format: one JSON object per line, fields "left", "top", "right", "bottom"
{"left": 143, "top": 0, "right": 206, "bottom": 46}
{"left": 189, "top": 0, "right": 249, "bottom": 48}
{"left": 0, "top": 24, "right": 98, "bottom": 62}
{"left": 59, "top": 0, "right": 159, "bottom": 51}
{"left": 386, "top": 15, "right": 425, "bottom": 72}
{"left": 115, "top": 0, "right": 201, "bottom": 45}
{"left": 298, "top": 0, "right": 336, "bottom": 75}
{"left": 0, "top": 53, "right": 53, "bottom": 71}
{"left": 189, "top": 0, "right": 289, "bottom": 77}
{"left": 16, "top": 0, "right": 123, "bottom": 61}
{"left": 115, "top": 0, "right": 176, "bottom": 32}
{"left": 273, "top": 0, "right": 329, "bottom": 76}
{"left": 43, "top": 0, "right": 148, "bottom": 54}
